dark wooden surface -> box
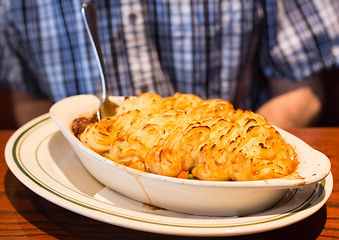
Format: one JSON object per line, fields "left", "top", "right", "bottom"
{"left": 0, "top": 128, "right": 338, "bottom": 239}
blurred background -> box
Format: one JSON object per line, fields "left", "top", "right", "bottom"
{"left": 1, "top": 67, "right": 339, "bottom": 130}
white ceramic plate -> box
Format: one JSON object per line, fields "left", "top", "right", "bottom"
{"left": 5, "top": 114, "right": 333, "bottom": 237}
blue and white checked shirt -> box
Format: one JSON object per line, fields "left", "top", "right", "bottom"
{"left": 1, "top": 0, "right": 339, "bottom": 110}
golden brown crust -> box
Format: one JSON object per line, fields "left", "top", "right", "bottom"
{"left": 78, "top": 93, "right": 299, "bottom": 181}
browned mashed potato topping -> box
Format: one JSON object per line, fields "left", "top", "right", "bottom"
{"left": 74, "top": 93, "right": 299, "bottom": 181}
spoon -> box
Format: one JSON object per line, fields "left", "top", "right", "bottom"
{"left": 81, "top": 2, "right": 118, "bottom": 120}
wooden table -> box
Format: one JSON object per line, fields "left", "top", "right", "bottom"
{"left": 0, "top": 128, "right": 338, "bottom": 239}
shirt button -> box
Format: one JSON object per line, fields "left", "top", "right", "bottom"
{"left": 140, "top": 85, "right": 149, "bottom": 92}
{"left": 129, "top": 12, "right": 137, "bottom": 22}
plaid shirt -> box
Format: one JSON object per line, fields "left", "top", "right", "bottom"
{"left": 1, "top": 0, "right": 339, "bottom": 110}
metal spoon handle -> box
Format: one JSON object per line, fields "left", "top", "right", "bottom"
{"left": 81, "top": 3, "right": 109, "bottom": 102}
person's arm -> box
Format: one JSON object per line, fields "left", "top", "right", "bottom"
{"left": 11, "top": 90, "right": 53, "bottom": 127}
{"left": 256, "top": 74, "right": 323, "bottom": 128}
{"left": 10, "top": 76, "right": 323, "bottom": 128}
